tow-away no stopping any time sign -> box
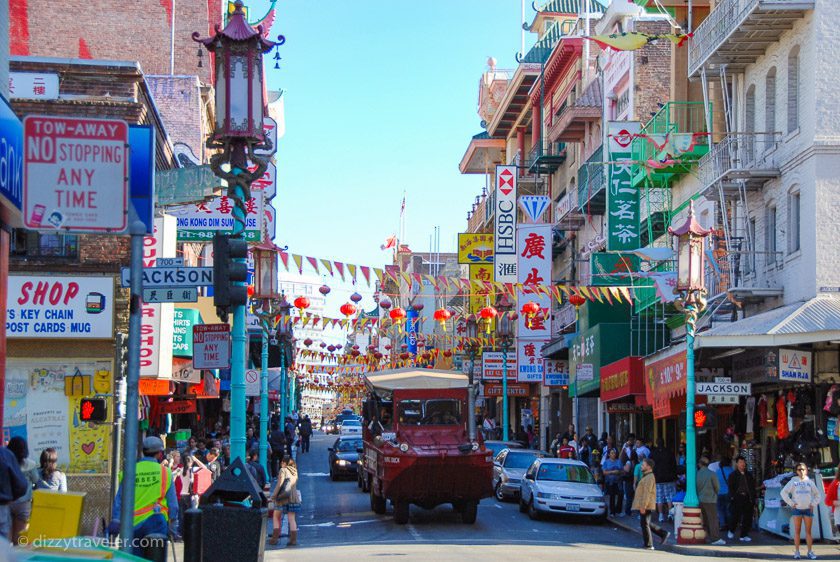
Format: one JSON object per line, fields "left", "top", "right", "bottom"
{"left": 23, "top": 115, "right": 128, "bottom": 233}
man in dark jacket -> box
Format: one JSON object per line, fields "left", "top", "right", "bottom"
{"left": 726, "top": 455, "right": 756, "bottom": 541}
{"left": 649, "top": 438, "right": 678, "bottom": 523}
{"left": 269, "top": 424, "right": 286, "bottom": 479}
{"left": 0, "top": 445, "right": 28, "bottom": 539}
{"left": 298, "top": 416, "right": 313, "bottom": 454}
{"left": 246, "top": 450, "right": 268, "bottom": 490}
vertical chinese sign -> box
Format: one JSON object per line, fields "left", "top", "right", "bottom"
{"left": 516, "top": 222, "right": 551, "bottom": 383}
{"left": 494, "top": 166, "right": 517, "bottom": 284}
{"left": 458, "top": 233, "right": 494, "bottom": 315}
{"left": 606, "top": 122, "right": 642, "bottom": 251}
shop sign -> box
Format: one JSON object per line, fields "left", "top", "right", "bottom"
{"left": 482, "top": 351, "right": 516, "bottom": 380}
{"left": 173, "top": 309, "right": 200, "bottom": 356}
{"left": 653, "top": 396, "right": 684, "bottom": 419}
{"left": 483, "top": 383, "right": 530, "bottom": 397}
{"left": 779, "top": 348, "right": 812, "bottom": 382}
{"left": 469, "top": 263, "right": 494, "bottom": 316}
{"left": 645, "top": 345, "right": 687, "bottom": 404}
{"left": 606, "top": 121, "right": 641, "bottom": 251}
{"left": 517, "top": 339, "right": 547, "bottom": 382}
{"left": 23, "top": 116, "right": 128, "bottom": 233}
{"left": 458, "top": 233, "right": 494, "bottom": 264}
{"left": 590, "top": 252, "right": 641, "bottom": 287}
{"left": 6, "top": 276, "right": 114, "bottom": 339}
{"left": 731, "top": 348, "right": 778, "bottom": 383}
{"left": 606, "top": 402, "right": 646, "bottom": 415}
{"left": 494, "top": 165, "right": 517, "bottom": 283}
{"left": 576, "top": 364, "right": 594, "bottom": 381}
{"left": 171, "top": 357, "right": 201, "bottom": 384}
{"left": 600, "top": 357, "right": 645, "bottom": 402}
{"left": 570, "top": 323, "right": 631, "bottom": 397}
{"left": 9, "top": 73, "right": 59, "bottom": 100}
{"left": 0, "top": 95, "right": 23, "bottom": 222}
{"left": 516, "top": 224, "right": 551, "bottom": 339}
{"left": 544, "top": 359, "right": 569, "bottom": 386}
{"left": 159, "top": 400, "right": 196, "bottom": 415}
{"left": 168, "top": 190, "right": 264, "bottom": 242}
{"left": 140, "top": 216, "right": 176, "bottom": 379}
{"left": 188, "top": 372, "right": 220, "bottom": 399}
{"left": 139, "top": 379, "right": 171, "bottom": 396}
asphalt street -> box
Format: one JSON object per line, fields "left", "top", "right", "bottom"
{"left": 260, "top": 432, "right": 762, "bottom": 561}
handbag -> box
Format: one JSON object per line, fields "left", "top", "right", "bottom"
{"left": 275, "top": 475, "right": 293, "bottom": 501}
{"left": 64, "top": 368, "right": 92, "bottom": 397}
{"left": 294, "top": 490, "right": 302, "bottom": 504}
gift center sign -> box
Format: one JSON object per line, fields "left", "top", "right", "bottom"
{"left": 6, "top": 276, "right": 114, "bottom": 339}
{"left": 23, "top": 116, "right": 128, "bottom": 232}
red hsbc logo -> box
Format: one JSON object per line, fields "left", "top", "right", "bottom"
{"left": 498, "top": 169, "right": 514, "bottom": 195}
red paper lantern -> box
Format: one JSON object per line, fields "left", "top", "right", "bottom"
{"left": 339, "top": 303, "right": 357, "bottom": 317}
{"left": 521, "top": 301, "right": 540, "bottom": 317}
{"left": 384, "top": 344, "right": 392, "bottom": 351}
{"left": 390, "top": 307, "right": 407, "bottom": 322}
{"left": 303, "top": 338, "right": 313, "bottom": 347}
{"left": 350, "top": 292, "right": 363, "bottom": 303}
{"left": 320, "top": 342, "right": 327, "bottom": 349}
{"left": 443, "top": 350, "right": 452, "bottom": 358}
{"left": 379, "top": 296, "right": 392, "bottom": 310}
{"left": 479, "top": 306, "right": 498, "bottom": 320}
{"left": 327, "top": 345, "right": 336, "bottom": 353}
{"left": 293, "top": 296, "right": 311, "bottom": 312}
{"left": 412, "top": 302, "right": 424, "bottom": 312}
{"left": 400, "top": 343, "right": 408, "bottom": 351}
{"left": 569, "top": 294, "right": 587, "bottom": 307}
{"left": 247, "top": 285, "right": 255, "bottom": 298}
{"left": 319, "top": 284, "right": 331, "bottom": 296}
{"left": 433, "top": 308, "right": 451, "bottom": 322}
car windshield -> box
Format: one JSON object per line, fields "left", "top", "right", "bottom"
{"left": 505, "top": 452, "right": 541, "bottom": 469}
{"left": 342, "top": 420, "right": 361, "bottom": 426}
{"left": 336, "top": 439, "right": 362, "bottom": 452}
{"left": 537, "top": 464, "right": 595, "bottom": 483}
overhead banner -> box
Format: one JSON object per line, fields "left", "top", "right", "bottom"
{"left": 606, "top": 121, "right": 642, "bottom": 251}
{"left": 140, "top": 215, "right": 176, "bottom": 380}
{"left": 6, "top": 276, "right": 114, "bottom": 339}
{"left": 494, "top": 165, "right": 517, "bottom": 283}
{"left": 458, "top": 233, "right": 494, "bottom": 264}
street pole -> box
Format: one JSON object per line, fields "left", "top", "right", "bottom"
{"left": 289, "top": 373, "right": 296, "bottom": 415}
{"left": 467, "top": 347, "right": 477, "bottom": 442}
{"left": 501, "top": 343, "right": 509, "bottom": 441}
{"left": 119, "top": 221, "right": 146, "bottom": 549}
{"left": 684, "top": 300, "right": 699, "bottom": 509}
{"left": 229, "top": 141, "right": 249, "bottom": 464}
{"left": 280, "top": 343, "right": 287, "bottom": 428}
{"left": 259, "top": 318, "right": 269, "bottom": 474}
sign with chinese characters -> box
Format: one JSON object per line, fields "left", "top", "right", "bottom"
{"left": 9, "top": 73, "right": 59, "bottom": 100}
{"left": 142, "top": 287, "right": 198, "bottom": 303}
{"left": 544, "top": 359, "right": 569, "bottom": 386}
{"left": 155, "top": 165, "right": 223, "bottom": 206}
{"left": 494, "top": 165, "right": 517, "bottom": 283}
{"left": 172, "top": 309, "right": 201, "bottom": 357}
{"left": 606, "top": 121, "right": 641, "bottom": 251}
{"left": 469, "top": 263, "right": 494, "bottom": 315}
{"left": 168, "top": 191, "right": 264, "bottom": 242}
{"left": 644, "top": 345, "right": 686, "bottom": 407}
{"left": 248, "top": 161, "right": 276, "bottom": 200}
{"left": 23, "top": 116, "right": 129, "bottom": 233}
{"left": 458, "top": 233, "right": 494, "bottom": 264}
{"left": 576, "top": 364, "right": 594, "bottom": 381}
{"left": 591, "top": 252, "right": 641, "bottom": 286}
{"left": 6, "top": 276, "right": 114, "bottom": 339}
{"left": 779, "top": 348, "right": 812, "bottom": 382}
{"left": 0, "top": 95, "right": 23, "bottom": 223}
{"left": 193, "top": 324, "right": 231, "bottom": 370}
{"left": 516, "top": 339, "right": 545, "bottom": 382}
{"left": 516, "top": 224, "right": 552, "bottom": 339}
{"left": 481, "top": 351, "right": 516, "bottom": 380}
{"left": 731, "top": 348, "right": 778, "bottom": 383}
{"left": 140, "top": 216, "right": 176, "bottom": 380}
{"left": 569, "top": 323, "right": 632, "bottom": 397}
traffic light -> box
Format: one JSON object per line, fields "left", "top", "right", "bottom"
{"left": 79, "top": 398, "right": 108, "bottom": 423}
{"left": 694, "top": 404, "right": 717, "bottom": 434}
{"left": 213, "top": 233, "right": 249, "bottom": 315}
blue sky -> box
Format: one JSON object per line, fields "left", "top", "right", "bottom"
{"left": 263, "top": 0, "right": 537, "bottom": 272}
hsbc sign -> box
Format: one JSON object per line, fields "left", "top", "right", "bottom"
{"left": 494, "top": 165, "right": 517, "bottom": 283}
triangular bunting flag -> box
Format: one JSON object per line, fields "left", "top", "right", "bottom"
{"left": 279, "top": 252, "right": 290, "bottom": 271}
{"left": 347, "top": 264, "right": 357, "bottom": 283}
{"left": 360, "top": 266, "right": 371, "bottom": 286}
{"left": 306, "top": 256, "right": 319, "bottom": 273}
{"left": 373, "top": 268, "right": 384, "bottom": 283}
{"left": 335, "top": 262, "right": 346, "bottom": 281}
{"left": 321, "top": 259, "right": 333, "bottom": 276}
{"left": 619, "top": 287, "right": 632, "bottom": 302}
{"left": 292, "top": 254, "right": 303, "bottom": 273}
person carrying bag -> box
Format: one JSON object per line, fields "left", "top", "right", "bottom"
{"left": 268, "top": 457, "right": 300, "bottom": 547}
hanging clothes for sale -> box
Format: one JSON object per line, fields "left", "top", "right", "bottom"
{"left": 745, "top": 396, "right": 756, "bottom": 434}
{"left": 777, "top": 392, "right": 789, "bottom": 439}
{"left": 758, "top": 395, "right": 770, "bottom": 428}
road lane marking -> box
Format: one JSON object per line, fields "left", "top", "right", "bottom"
{"left": 494, "top": 504, "right": 503, "bottom": 509}
{"left": 299, "top": 522, "right": 336, "bottom": 528}
{"left": 407, "top": 524, "right": 421, "bottom": 540}
{"left": 302, "top": 472, "right": 330, "bottom": 477}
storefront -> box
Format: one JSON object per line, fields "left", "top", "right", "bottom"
{"left": 600, "top": 357, "right": 650, "bottom": 443}
{"left": 644, "top": 344, "right": 688, "bottom": 451}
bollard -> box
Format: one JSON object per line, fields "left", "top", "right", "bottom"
{"left": 143, "top": 533, "right": 168, "bottom": 562}
{"left": 183, "top": 508, "right": 203, "bottom": 562}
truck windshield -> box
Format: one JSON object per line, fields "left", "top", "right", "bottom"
{"left": 397, "top": 399, "right": 461, "bottom": 426}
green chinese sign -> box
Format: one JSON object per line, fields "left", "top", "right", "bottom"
{"left": 607, "top": 122, "right": 641, "bottom": 251}
{"left": 173, "top": 308, "right": 201, "bottom": 357}
{"left": 156, "top": 165, "right": 223, "bottom": 206}
{"left": 591, "top": 252, "right": 641, "bottom": 286}
{"left": 569, "top": 323, "right": 631, "bottom": 397}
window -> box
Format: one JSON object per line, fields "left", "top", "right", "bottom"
{"left": 746, "top": 217, "right": 756, "bottom": 274}
{"left": 504, "top": 451, "right": 543, "bottom": 469}
{"left": 788, "top": 191, "right": 801, "bottom": 253}
{"left": 766, "top": 206, "right": 777, "bottom": 265}
{"left": 396, "top": 399, "right": 462, "bottom": 425}
{"left": 11, "top": 230, "right": 79, "bottom": 259}
{"left": 745, "top": 85, "right": 756, "bottom": 163}
{"left": 788, "top": 47, "right": 800, "bottom": 133}
{"left": 765, "top": 67, "right": 776, "bottom": 134}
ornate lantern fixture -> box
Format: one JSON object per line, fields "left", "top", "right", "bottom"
{"left": 251, "top": 241, "right": 283, "bottom": 299}
{"left": 379, "top": 296, "right": 392, "bottom": 310}
{"left": 668, "top": 201, "right": 711, "bottom": 296}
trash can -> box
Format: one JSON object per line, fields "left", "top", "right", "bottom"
{"left": 200, "top": 457, "right": 269, "bottom": 562}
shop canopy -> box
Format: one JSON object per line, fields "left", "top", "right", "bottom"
{"left": 696, "top": 297, "right": 840, "bottom": 349}
{"left": 365, "top": 369, "right": 469, "bottom": 397}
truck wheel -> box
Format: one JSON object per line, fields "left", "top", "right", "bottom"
{"left": 394, "top": 501, "right": 410, "bottom": 525}
{"left": 370, "top": 487, "right": 386, "bottom": 514}
{"left": 461, "top": 500, "right": 478, "bottom": 524}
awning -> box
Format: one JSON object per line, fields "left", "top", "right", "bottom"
{"left": 365, "top": 369, "right": 468, "bottom": 394}
{"left": 696, "top": 297, "right": 840, "bottom": 349}
{"left": 541, "top": 332, "right": 576, "bottom": 358}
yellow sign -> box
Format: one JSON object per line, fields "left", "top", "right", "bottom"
{"left": 469, "top": 264, "right": 494, "bottom": 318}
{"left": 458, "top": 233, "right": 494, "bottom": 265}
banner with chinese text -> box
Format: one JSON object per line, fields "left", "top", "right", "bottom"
{"left": 607, "top": 121, "right": 641, "bottom": 251}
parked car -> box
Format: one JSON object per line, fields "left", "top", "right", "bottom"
{"left": 493, "top": 448, "right": 546, "bottom": 501}
{"left": 484, "top": 440, "right": 524, "bottom": 459}
{"left": 329, "top": 436, "right": 363, "bottom": 480}
{"left": 339, "top": 418, "right": 363, "bottom": 436}
{"left": 518, "top": 458, "right": 606, "bottom": 522}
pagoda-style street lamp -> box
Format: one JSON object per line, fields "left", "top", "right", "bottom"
{"left": 193, "top": 0, "right": 281, "bottom": 465}
{"left": 668, "top": 201, "right": 711, "bottom": 545}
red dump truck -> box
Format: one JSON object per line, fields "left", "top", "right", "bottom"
{"left": 358, "top": 369, "right": 493, "bottom": 524}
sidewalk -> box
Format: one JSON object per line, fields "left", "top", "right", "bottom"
{"left": 609, "top": 513, "right": 840, "bottom": 559}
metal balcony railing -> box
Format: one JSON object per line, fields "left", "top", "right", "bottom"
{"left": 528, "top": 141, "right": 567, "bottom": 175}
{"left": 577, "top": 145, "right": 605, "bottom": 212}
{"left": 688, "top": 0, "right": 815, "bottom": 76}
{"left": 697, "top": 132, "right": 781, "bottom": 190}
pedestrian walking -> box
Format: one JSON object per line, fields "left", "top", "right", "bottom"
{"left": 7, "top": 438, "right": 38, "bottom": 544}
{"left": 35, "top": 449, "right": 67, "bottom": 492}
{"left": 108, "top": 436, "right": 179, "bottom": 557}
{"left": 298, "top": 416, "right": 313, "bottom": 454}
{"left": 622, "top": 450, "right": 639, "bottom": 517}
{"left": 727, "top": 455, "right": 756, "bottom": 542}
{"left": 556, "top": 437, "right": 575, "bottom": 459}
{"left": 269, "top": 423, "right": 287, "bottom": 479}
{"left": 549, "top": 434, "right": 562, "bottom": 458}
{"left": 0, "top": 443, "right": 27, "bottom": 541}
{"left": 206, "top": 448, "right": 223, "bottom": 481}
{"left": 482, "top": 414, "right": 496, "bottom": 440}
{"left": 650, "top": 438, "right": 678, "bottom": 523}
{"left": 781, "top": 462, "right": 822, "bottom": 560}
{"left": 268, "top": 457, "right": 300, "bottom": 547}
{"left": 247, "top": 450, "right": 268, "bottom": 490}
{"left": 709, "top": 453, "right": 734, "bottom": 533}
{"left": 602, "top": 448, "right": 624, "bottom": 516}
{"left": 826, "top": 462, "right": 840, "bottom": 533}
{"left": 696, "top": 456, "right": 725, "bottom": 545}
{"left": 175, "top": 455, "right": 198, "bottom": 536}
{"left": 632, "top": 458, "right": 670, "bottom": 549}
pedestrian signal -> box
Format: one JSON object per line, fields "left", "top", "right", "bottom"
{"left": 79, "top": 398, "right": 108, "bottom": 423}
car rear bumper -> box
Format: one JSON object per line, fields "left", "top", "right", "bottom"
{"left": 500, "top": 482, "right": 522, "bottom": 497}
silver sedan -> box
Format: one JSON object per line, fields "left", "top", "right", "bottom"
{"left": 492, "top": 448, "right": 546, "bottom": 501}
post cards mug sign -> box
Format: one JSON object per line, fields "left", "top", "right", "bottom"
{"left": 23, "top": 116, "right": 128, "bottom": 233}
